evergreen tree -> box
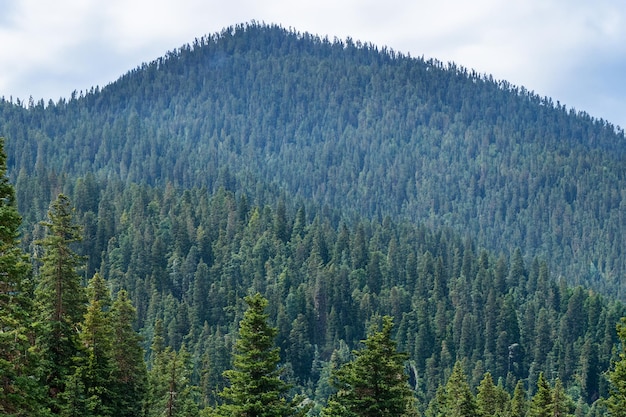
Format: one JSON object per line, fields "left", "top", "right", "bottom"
{"left": 432, "top": 361, "right": 479, "bottom": 417}
{"left": 523, "top": 376, "right": 575, "bottom": 417}
{"left": 579, "top": 337, "right": 600, "bottom": 403}
{"left": 551, "top": 378, "right": 573, "bottom": 417}
{"left": 509, "top": 380, "right": 527, "bottom": 417}
{"left": 476, "top": 372, "right": 509, "bottom": 417}
{"left": 528, "top": 373, "right": 552, "bottom": 417}
{"left": 424, "top": 384, "right": 445, "bottom": 417}
{"left": 0, "top": 137, "right": 45, "bottom": 416}
{"left": 109, "top": 289, "right": 147, "bottom": 417}
{"left": 606, "top": 317, "right": 626, "bottom": 417}
{"left": 211, "top": 292, "right": 308, "bottom": 417}
{"left": 321, "top": 316, "right": 417, "bottom": 417}
{"left": 58, "top": 372, "right": 89, "bottom": 417}
{"left": 314, "top": 341, "right": 352, "bottom": 412}
{"left": 35, "top": 193, "right": 87, "bottom": 414}
{"left": 66, "top": 273, "right": 115, "bottom": 417}
{"left": 146, "top": 344, "right": 198, "bottom": 417}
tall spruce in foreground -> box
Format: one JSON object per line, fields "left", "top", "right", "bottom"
{"left": 509, "top": 380, "right": 528, "bottom": 417}
{"left": 321, "top": 316, "right": 417, "bottom": 417}
{"left": 146, "top": 343, "right": 198, "bottom": 417}
{"left": 527, "top": 373, "right": 573, "bottom": 417}
{"left": 35, "top": 193, "right": 87, "bottom": 414}
{"left": 67, "top": 273, "right": 114, "bottom": 417}
{"left": 528, "top": 373, "right": 552, "bottom": 417}
{"left": 0, "top": 137, "right": 46, "bottom": 416}
{"left": 109, "top": 289, "right": 147, "bottom": 417}
{"left": 426, "top": 361, "right": 478, "bottom": 417}
{"left": 606, "top": 317, "right": 626, "bottom": 417}
{"left": 475, "top": 372, "right": 509, "bottom": 417}
{"left": 209, "top": 292, "right": 308, "bottom": 417}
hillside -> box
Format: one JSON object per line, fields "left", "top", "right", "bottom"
{"left": 2, "top": 23, "right": 625, "bottom": 298}
{"left": 1, "top": 22, "right": 626, "bottom": 415}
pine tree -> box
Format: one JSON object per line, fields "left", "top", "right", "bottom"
{"left": 528, "top": 373, "right": 552, "bottom": 417}
{"left": 551, "top": 378, "right": 573, "bottom": 417}
{"left": 146, "top": 344, "right": 198, "bottom": 417}
{"left": 476, "top": 372, "right": 509, "bottom": 417}
{"left": 509, "top": 380, "right": 527, "bottom": 417}
{"left": 579, "top": 337, "right": 600, "bottom": 403}
{"left": 0, "top": 137, "right": 45, "bottom": 416}
{"left": 527, "top": 374, "right": 574, "bottom": 417}
{"left": 74, "top": 273, "right": 114, "bottom": 417}
{"left": 424, "top": 385, "right": 446, "bottom": 417}
{"left": 58, "top": 372, "right": 89, "bottom": 417}
{"left": 321, "top": 316, "right": 417, "bottom": 417}
{"left": 35, "top": 193, "right": 87, "bottom": 413}
{"left": 211, "top": 292, "right": 308, "bottom": 417}
{"left": 434, "top": 361, "right": 479, "bottom": 417}
{"left": 606, "top": 317, "right": 626, "bottom": 417}
{"left": 109, "top": 289, "right": 147, "bottom": 417}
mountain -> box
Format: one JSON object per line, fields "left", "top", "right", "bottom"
{"left": 2, "top": 22, "right": 626, "bottom": 414}
{"left": 2, "top": 23, "right": 625, "bottom": 299}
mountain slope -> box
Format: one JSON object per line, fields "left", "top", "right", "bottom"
{"left": 1, "top": 22, "right": 625, "bottom": 296}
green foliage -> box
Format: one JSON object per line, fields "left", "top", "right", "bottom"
{"left": 211, "top": 292, "right": 308, "bottom": 417}
{"left": 552, "top": 379, "right": 574, "bottom": 417}
{"left": 109, "top": 289, "right": 148, "bottom": 417}
{"left": 322, "top": 316, "right": 416, "bottom": 417}
{"left": 74, "top": 273, "right": 115, "bottom": 417}
{"left": 3, "top": 176, "right": 620, "bottom": 412}
{"left": 528, "top": 373, "right": 552, "bottom": 417}
{"left": 36, "top": 194, "right": 86, "bottom": 327}
{"left": 475, "top": 372, "right": 509, "bottom": 417}
{"left": 34, "top": 193, "right": 87, "bottom": 413}
{"left": 509, "top": 380, "right": 528, "bottom": 417}
{"left": 56, "top": 275, "right": 148, "bottom": 417}
{"left": 146, "top": 344, "right": 198, "bottom": 417}
{"left": 427, "top": 361, "right": 479, "bottom": 417}
{"left": 2, "top": 24, "right": 626, "bottom": 412}
{"left": 606, "top": 317, "right": 626, "bottom": 417}
{"left": 528, "top": 373, "right": 574, "bottom": 417}
{"left": 2, "top": 23, "right": 626, "bottom": 299}
{"left": 0, "top": 137, "right": 46, "bottom": 416}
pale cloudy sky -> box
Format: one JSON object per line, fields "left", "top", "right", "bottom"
{"left": 1, "top": 0, "right": 625, "bottom": 129}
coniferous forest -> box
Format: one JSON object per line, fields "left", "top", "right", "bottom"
{"left": 2, "top": 22, "right": 626, "bottom": 416}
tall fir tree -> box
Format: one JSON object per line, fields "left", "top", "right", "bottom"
{"left": 72, "top": 273, "right": 115, "bottom": 417}
{"left": 475, "top": 372, "right": 509, "bottom": 417}
{"left": 35, "top": 193, "right": 87, "bottom": 414}
{"left": 527, "top": 374, "right": 574, "bottom": 417}
{"left": 210, "top": 292, "right": 308, "bottom": 417}
{"left": 0, "top": 137, "right": 46, "bottom": 416}
{"left": 509, "top": 380, "right": 528, "bottom": 417}
{"left": 109, "top": 289, "right": 147, "bottom": 417}
{"left": 528, "top": 373, "right": 553, "bottom": 417}
{"left": 551, "top": 378, "right": 573, "bottom": 417}
{"left": 426, "top": 361, "right": 478, "bottom": 417}
{"left": 321, "top": 316, "right": 417, "bottom": 417}
{"left": 146, "top": 344, "right": 198, "bottom": 417}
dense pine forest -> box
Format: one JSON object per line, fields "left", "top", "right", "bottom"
{"left": 2, "top": 23, "right": 626, "bottom": 296}
{"left": 2, "top": 22, "right": 626, "bottom": 416}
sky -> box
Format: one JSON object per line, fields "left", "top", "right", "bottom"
{"left": 0, "top": 0, "right": 625, "bottom": 129}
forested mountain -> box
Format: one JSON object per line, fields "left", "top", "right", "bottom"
{"left": 1, "top": 23, "right": 625, "bottom": 297}
{"left": 6, "top": 171, "right": 626, "bottom": 415}
{"left": 1, "top": 21, "right": 626, "bottom": 416}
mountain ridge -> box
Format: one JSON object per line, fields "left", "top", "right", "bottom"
{"left": 1, "top": 21, "right": 626, "bottom": 297}
{"left": 3, "top": 22, "right": 626, "bottom": 415}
